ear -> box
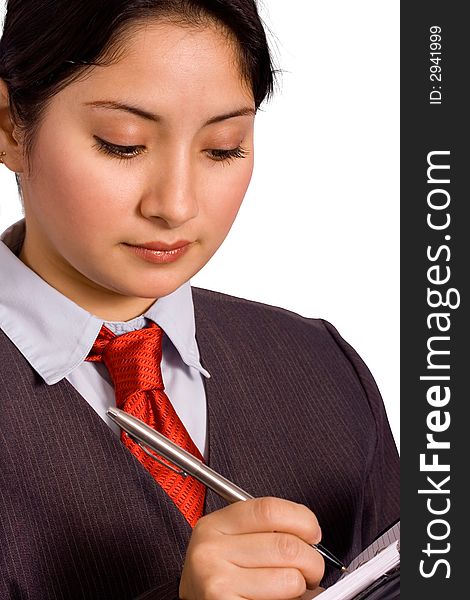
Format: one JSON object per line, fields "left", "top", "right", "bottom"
{"left": 0, "top": 79, "right": 25, "bottom": 173}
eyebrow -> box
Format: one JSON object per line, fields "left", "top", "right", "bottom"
{"left": 83, "top": 100, "right": 256, "bottom": 126}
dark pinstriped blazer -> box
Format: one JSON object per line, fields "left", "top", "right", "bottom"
{"left": 0, "top": 287, "right": 399, "bottom": 600}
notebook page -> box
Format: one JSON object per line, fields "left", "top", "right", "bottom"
{"left": 301, "top": 522, "right": 400, "bottom": 600}
{"left": 345, "top": 522, "right": 400, "bottom": 574}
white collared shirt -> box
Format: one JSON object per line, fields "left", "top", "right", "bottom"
{"left": 0, "top": 219, "right": 210, "bottom": 457}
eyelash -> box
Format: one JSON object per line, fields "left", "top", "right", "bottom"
{"left": 93, "top": 136, "right": 249, "bottom": 164}
{"left": 208, "top": 146, "right": 249, "bottom": 163}
{"left": 93, "top": 137, "right": 145, "bottom": 162}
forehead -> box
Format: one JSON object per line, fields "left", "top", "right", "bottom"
{"left": 58, "top": 21, "right": 254, "bottom": 120}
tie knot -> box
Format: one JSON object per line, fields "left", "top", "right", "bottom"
{"left": 86, "top": 321, "right": 165, "bottom": 405}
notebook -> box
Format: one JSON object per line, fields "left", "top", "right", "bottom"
{"left": 301, "top": 522, "right": 400, "bottom": 600}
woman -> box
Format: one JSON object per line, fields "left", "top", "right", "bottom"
{"left": 0, "top": 1, "right": 399, "bottom": 599}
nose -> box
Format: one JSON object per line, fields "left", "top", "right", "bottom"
{"left": 139, "top": 150, "right": 199, "bottom": 228}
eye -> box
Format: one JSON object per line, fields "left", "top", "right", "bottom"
{"left": 93, "top": 136, "right": 146, "bottom": 160}
{"left": 92, "top": 136, "right": 249, "bottom": 165}
{"left": 207, "top": 146, "right": 249, "bottom": 164}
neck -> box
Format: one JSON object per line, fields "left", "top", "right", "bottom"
{"left": 18, "top": 243, "right": 158, "bottom": 322}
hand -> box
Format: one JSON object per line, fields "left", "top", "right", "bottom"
{"left": 179, "top": 497, "right": 325, "bottom": 600}
{"left": 305, "top": 588, "right": 325, "bottom": 598}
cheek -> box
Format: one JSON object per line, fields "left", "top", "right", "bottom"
{"left": 31, "top": 142, "right": 140, "bottom": 236}
{"left": 206, "top": 161, "right": 254, "bottom": 236}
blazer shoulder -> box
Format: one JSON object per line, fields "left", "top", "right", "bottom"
{"left": 191, "top": 285, "right": 328, "bottom": 335}
{"left": 191, "top": 286, "right": 385, "bottom": 415}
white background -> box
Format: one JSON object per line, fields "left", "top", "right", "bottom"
{"left": 0, "top": 1, "right": 399, "bottom": 448}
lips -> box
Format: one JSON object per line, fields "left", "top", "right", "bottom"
{"left": 125, "top": 240, "right": 191, "bottom": 251}
{"left": 122, "top": 240, "right": 192, "bottom": 264}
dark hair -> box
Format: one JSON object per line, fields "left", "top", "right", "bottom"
{"left": 0, "top": 0, "right": 276, "bottom": 186}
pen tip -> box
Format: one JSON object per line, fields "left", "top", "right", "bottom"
{"left": 341, "top": 566, "right": 349, "bottom": 574}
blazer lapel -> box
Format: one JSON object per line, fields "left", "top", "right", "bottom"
{"left": 59, "top": 376, "right": 193, "bottom": 537}
{"left": 194, "top": 308, "right": 291, "bottom": 515}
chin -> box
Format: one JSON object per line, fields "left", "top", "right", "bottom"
{"left": 119, "top": 277, "right": 188, "bottom": 300}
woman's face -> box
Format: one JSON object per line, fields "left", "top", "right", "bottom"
{"left": 17, "top": 21, "right": 255, "bottom": 320}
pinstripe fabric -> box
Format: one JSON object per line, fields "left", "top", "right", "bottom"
{"left": 0, "top": 287, "right": 399, "bottom": 600}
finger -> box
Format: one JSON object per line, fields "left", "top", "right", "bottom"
{"left": 307, "top": 587, "right": 325, "bottom": 598}
{"left": 199, "top": 497, "right": 322, "bottom": 544}
{"left": 225, "top": 532, "right": 325, "bottom": 589}
{"left": 235, "top": 566, "right": 309, "bottom": 600}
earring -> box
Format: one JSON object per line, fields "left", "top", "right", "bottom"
{"left": 0, "top": 151, "right": 6, "bottom": 164}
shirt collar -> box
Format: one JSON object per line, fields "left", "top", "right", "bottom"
{"left": 0, "top": 218, "right": 210, "bottom": 384}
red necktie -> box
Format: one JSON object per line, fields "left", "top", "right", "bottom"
{"left": 86, "top": 322, "right": 205, "bottom": 527}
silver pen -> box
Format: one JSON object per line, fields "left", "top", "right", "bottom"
{"left": 107, "top": 407, "right": 347, "bottom": 573}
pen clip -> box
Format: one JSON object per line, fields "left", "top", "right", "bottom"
{"left": 127, "top": 434, "right": 188, "bottom": 478}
